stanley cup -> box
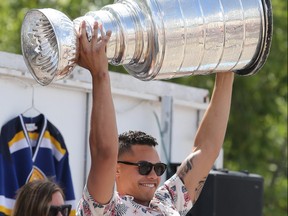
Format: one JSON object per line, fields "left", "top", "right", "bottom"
{"left": 21, "top": 0, "right": 272, "bottom": 86}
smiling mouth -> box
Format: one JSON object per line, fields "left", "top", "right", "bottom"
{"left": 140, "top": 183, "right": 156, "bottom": 188}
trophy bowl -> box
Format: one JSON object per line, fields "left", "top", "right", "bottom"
{"left": 21, "top": 8, "right": 78, "bottom": 86}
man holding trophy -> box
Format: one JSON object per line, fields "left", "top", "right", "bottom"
{"left": 20, "top": 0, "right": 272, "bottom": 215}
{"left": 75, "top": 20, "right": 234, "bottom": 215}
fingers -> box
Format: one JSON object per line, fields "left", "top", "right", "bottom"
{"left": 91, "top": 21, "right": 99, "bottom": 43}
{"left": 92, "top": 22, "right": 111, "bottom": 50}
{"left": 78, "top": 20, "right": 111, "bottom": 54}
{"left": 78, "top": 21, "right": 87, "bottom": 40}
{"left": 78, "top": 20, "right": 91, "bottom": 52}
{"left": 103, "top": 30, "right": 112, "bottom": 44}
{"left": 78, "top": 21, "right": 96, "bottom": 43}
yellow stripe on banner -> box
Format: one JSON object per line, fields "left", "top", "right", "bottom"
{"left": 43, "top": 131, "right": 66, "bottom": 155}
{"left": 8, "top": 131, "right": 25, "bottom": 147}
{"left": 0, "top": 205, "right": 12, "bottom": 215}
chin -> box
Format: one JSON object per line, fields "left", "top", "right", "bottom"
{"left": 144, "top": 191, "right": 156, "bottom": 202}
{"left": 135, "top": 191, "right": 155, "bottom": 205}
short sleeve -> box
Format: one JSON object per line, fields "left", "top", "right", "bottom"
{"left": 153, "top": 174, "right": 193, "bottom": 215}
{"left": 76, "top": 186, "right": 118, "bottom": 216}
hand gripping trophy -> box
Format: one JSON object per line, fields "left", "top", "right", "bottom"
{"left": 21, "top": 0, "right": 272, "bottom": 86}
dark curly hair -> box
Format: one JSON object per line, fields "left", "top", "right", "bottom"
{"left": 118, "top": 130, "right": 158, "bottom": 158}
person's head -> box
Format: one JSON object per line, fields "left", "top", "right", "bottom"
{"left": 12, "top": 179, "right": 71, "bottom": 216}
{"left": 116, "top": 130, "right": 167, "bottom": 206}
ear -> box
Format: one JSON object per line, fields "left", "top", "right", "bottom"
{"left": 116, "top": 164, "right": 121, "bottom": 177}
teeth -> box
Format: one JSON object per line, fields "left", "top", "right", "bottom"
{"left": 141, "top": 184, "right": 155, "bottom": 188}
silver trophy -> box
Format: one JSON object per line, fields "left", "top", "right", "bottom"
{"left": 21, "top": 0, "right": 272, "bottom": 86}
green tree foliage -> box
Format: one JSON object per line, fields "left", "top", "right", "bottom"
{"left": 0, "top": 0, "right": 287, "bottom": 215}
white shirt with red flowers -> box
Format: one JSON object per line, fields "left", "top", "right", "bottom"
{"left": 76, "top": 174, "right": 192, "bottom": 216}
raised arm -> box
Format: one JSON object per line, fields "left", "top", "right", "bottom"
{"left": 77, "top": 21, "right": 118, "bottom": 204}
{"left": 177, "top": 72, "right": 234, "bottom": 204}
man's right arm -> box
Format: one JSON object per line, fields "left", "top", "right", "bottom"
{"left": 77, "top": 21, "right": 118, "bottom": 204}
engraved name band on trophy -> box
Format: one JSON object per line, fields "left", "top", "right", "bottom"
{"left": 21, "top": 0, "right": 272, "bottom": 86}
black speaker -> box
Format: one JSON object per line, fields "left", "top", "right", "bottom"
{"left": 187, "top": 169, "right": 264, "bottom": 216}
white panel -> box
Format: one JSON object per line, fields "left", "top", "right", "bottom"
{"left": 0, "top": 78, "right": 34, "bottom": 124}
{"left": 171, "top": 104, "right": 200, "bottom": 163}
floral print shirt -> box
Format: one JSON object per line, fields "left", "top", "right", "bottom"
{"left": 76, "top": 174, "right": 192, "bottom": 215}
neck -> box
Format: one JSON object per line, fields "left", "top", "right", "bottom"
{"left": 118, "top": 192, "right": 150, "bottom": 207}
{"left": 133, "top": 198, "right": 150, "bottom": 207}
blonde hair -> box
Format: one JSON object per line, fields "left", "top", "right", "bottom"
{"left": 12, "top": 179, "right": 64, "bottom": 216}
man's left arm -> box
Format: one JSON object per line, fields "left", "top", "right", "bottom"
{"left": 176, "top": 72, "right": 234, "bottom": 204}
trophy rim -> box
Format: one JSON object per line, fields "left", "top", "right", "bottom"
{"left": 235, "top": 0, "right": 273, "bottom": 76}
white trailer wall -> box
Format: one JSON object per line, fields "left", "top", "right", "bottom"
{"left": 0, "top": 51, "right": 221, "bottom": 204}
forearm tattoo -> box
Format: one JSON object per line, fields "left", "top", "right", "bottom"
{"left": 178, "top": 156, "right": 207, "bottom": 204}
{"left": 193, "top": 177, "right": 207, "bottom": 204}
{"left": 178, "top": 157, "right": 194, "bottom": 179}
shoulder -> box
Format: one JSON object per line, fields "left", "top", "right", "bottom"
{"left": 153, "top": 174, "right": 192, "bottom": 212}
{"left": 155, "top": 175, "right": 185, "bottom": 199}
{"left": 77, "top": 185, "right": 120, "bottom": 215}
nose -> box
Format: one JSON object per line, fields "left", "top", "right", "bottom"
{"left": 147, "top": 167, "right": 159, "bottom": 179}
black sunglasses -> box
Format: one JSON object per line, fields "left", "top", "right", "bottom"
{"left": 118, "top": 160, "right": 167, "bottom": 176}
{"left": 49, "top": 204, "right": 71, "bottom": 216}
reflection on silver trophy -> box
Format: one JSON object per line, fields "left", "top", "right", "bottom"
{"left": 21, "top": 0, "right": 272, "bottom": 86}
